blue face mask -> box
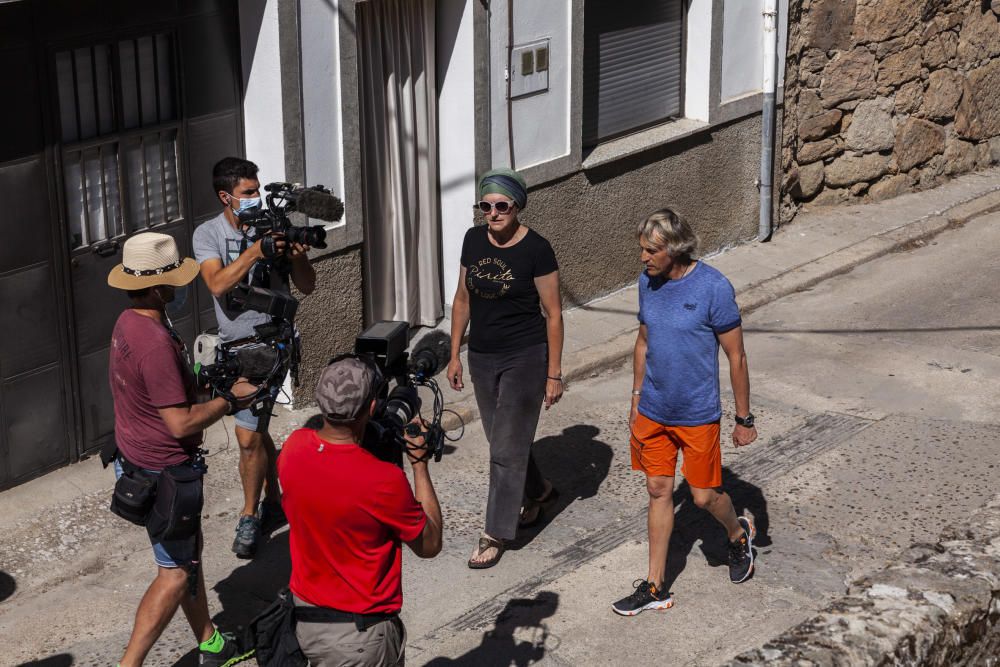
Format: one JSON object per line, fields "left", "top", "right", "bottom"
{"left": 229, "top": 194, "right": 261, "bottom": 214}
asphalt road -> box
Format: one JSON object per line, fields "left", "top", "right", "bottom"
{"left": 1, "top": 213, "right": 998, "bottom": 666}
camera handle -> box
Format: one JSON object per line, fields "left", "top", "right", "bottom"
{"left": 249, "top": 393, "right": 275, "bottom": 434}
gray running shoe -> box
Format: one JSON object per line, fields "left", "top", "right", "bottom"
{"left": 232, "top": 515, "right": 261, "bottom": 559}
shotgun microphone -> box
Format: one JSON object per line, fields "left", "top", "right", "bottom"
{"left": 264, "top": 182, "right": 345, "bottom": 223}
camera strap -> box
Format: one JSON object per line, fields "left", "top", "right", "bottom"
{"left": 164, "top": 316, "right": 193, "bottom": 367}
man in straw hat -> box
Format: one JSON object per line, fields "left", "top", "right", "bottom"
{"left": 107, "top": 232, "right": 256, "bottom": 666}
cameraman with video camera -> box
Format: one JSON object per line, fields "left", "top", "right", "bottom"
{"left": 277, "top": 357, "right": 443, "bottom": 666}
{"left": 193, "top": 157, "right": 316, "bottom": 558}
{"left": 106, "top": 232, "right": 257, "bottom": 666}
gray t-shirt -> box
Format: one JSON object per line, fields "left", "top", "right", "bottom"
{"left": 192, "top": 212, "right": 291, "bottom": 342}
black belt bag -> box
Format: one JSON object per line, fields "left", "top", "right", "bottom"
{"left": 248, "top": 588, "right": 308, "bottom": 667}
{"left": 146, "top": 460, "right": 205, "bottom": 541}
{"left": 110, "top": 456, "right": 157, "bottom": 526}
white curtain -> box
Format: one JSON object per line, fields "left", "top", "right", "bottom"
{"left": 359, "top": 0, "right": 443, "bottom": 327}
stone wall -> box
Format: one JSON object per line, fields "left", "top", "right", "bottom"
{"left": 725, "top": 495, "right": 1000, "bottom": 666}
{"left": 781, "top": 0, "right": 1000, "bottom": 222}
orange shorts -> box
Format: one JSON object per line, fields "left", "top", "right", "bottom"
{"left": 630, "top": 413, "right": 722, "bottom": 488}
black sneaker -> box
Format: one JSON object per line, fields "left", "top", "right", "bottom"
{"left": 199, "top": 631, "right": 254, "bottom": 667}
{"left": 611, "top": 579, "right": 674, "bottom": 616}
{"left": 258, "top": 499, "right": 287, "bottom": 535}
{"left": 728, "top": 516, "right": 756, "bottom": 583}
{"left": 232, "top": 515, "right": 261, "bottom": 559}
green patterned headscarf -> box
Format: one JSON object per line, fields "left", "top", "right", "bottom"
{"left": 478, "top": 167, "right": 528, "bottom": 210}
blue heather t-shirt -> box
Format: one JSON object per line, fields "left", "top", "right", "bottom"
{"left": 637, "top": 262, "right": 742, "bottom": 426}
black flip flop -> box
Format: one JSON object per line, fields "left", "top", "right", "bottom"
{"left": 468, "top": 535, "right": 505, "bottom": 569}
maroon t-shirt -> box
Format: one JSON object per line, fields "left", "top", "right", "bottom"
{"left": 109, "top": 309, "right": 200, "bottom": 470}
{"left": 278, "top": 428, "right": 427, "bottom": 614}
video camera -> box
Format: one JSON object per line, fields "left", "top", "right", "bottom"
{"left": 237, "top": 182, "right": 345, "bottom": 256}
{"left": 353, "top": 322, "right": 456, "bottom": 466}
{"left": 195, "top": 285, "right": 301, "bottom": 432}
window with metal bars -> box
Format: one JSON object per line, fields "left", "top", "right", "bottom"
{"left": 55, "top": 33, "right": 182, "bottom": 249}
{"left": 582, "top": 0, "right": 685, "bottom": 146}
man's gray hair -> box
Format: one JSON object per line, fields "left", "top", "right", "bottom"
{"left": 637, "top": 209, "right": 699, "bottom": 259}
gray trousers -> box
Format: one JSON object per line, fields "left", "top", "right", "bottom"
{"left": 468, "top": 342, "right": 548, "bottom": 540}
{"left": 294, "top": 595, "right": 405, "bottom": 667}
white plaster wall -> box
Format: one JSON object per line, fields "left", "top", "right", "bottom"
{"left": 685, "top": 0, "right": 713, "bottom": 121}
{"left": 300, "top": 0, "right": 345, "bottom": 221}
{"left": 437, "top": 0, "right": 477, "bottom": 305}
{"left": 490, "top": 0, "right": 572, "bottom": 169}
{"left": 721, "top": 0, "right": 789, "bottom": 101}
{"left": 240, "top": 0, "right": 285, "bottom": 183}
{"left": 721, "top": 0, "right": 763, "bottom": 101}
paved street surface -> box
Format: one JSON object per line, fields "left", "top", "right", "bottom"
{"left": 1, "top": 211, "right": 998, "bottom": 666}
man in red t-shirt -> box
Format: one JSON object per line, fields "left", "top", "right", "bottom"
{"left": 278, "top": 357, "right": 443, "bottom": 665}
{"left": 107, "top": 233, "right": 256, "bottom": 667}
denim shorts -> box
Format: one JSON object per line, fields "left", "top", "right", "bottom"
{"left": 114, "top": 459, "right": 198, "bottom": 568}
{"left": 234, "top": 385, "right": 282, "bottom": 432}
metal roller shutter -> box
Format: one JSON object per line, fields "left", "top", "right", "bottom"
{"left": 583, "top": 0, "right": 685, "bottom": 145}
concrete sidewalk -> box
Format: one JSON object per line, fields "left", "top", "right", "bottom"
{"left": 437, "top": 167, "right": 1000, "bottom": 431}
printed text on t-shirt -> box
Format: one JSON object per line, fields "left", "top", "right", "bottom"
{"left": 467, "top": 257, "right": 514, "bottom": 299}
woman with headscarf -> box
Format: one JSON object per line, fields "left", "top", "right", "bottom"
{"left": 447, "top": 167, "right": 564, "bottom": 569}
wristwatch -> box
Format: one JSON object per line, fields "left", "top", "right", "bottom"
{"left": 404, "top": 423, "right": 423, "bottom": 438}
{"left": 735, "top": 412, "right": 755, "bottom": 428}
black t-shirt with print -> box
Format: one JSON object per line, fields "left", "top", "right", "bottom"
{"left": 461, "top": 225, "right": 558, "bottom": 353}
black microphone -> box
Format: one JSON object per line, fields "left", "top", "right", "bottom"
{"left": 408, "top": 330, "right": 451, "bottom": 380}
{"left": 294, "top": 188, "right": 345, "bottom": 222}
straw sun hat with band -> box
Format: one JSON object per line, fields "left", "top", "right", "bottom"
{"left": 107, "top": 232, "right": 200, "bottom": 291}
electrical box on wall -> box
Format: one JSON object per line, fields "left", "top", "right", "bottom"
{"left": 510, "top": 39, "right": 550, "bottom": 99}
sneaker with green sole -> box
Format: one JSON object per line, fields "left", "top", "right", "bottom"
{"left": 198, "top": 630, "right": 254, "bottom": 667}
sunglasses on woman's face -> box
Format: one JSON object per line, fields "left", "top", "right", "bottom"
{"left": 476, "top": 200, "right": 516, "bottom": 214}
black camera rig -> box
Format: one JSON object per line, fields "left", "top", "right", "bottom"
{"left": 353, "top": 322, "right": 456, "bottom": 466}
{"left": 195, "top": 181, "right": 344, "bottom": 430}
{"left": 196, "top": 285, "right": 301, "bottom": 433}
{"left": 237, "top": 181, "right": 345, "bottom": 256}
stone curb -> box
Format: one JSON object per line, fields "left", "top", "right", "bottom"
{"left": 441, "top": 187, "right": 1000, "bottom": 432}
{"left": 722, "top": 495, "right": 1000, "bottom": 665}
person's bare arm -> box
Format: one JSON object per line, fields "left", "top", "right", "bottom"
{"left": 199, "top": 243, "right": 264, "bottom": 298}
{"left": 718, "top": 326, "right": 757, "bottom": 447}
{"left": 447, "top": 267, "right": 471, "bottom": 391}
{"left": 158, "top": 380, "right": 257, "bottom": 439}
{"left": 535, "top": 271, "right": 564, "bottom": 409}
{"left": 406, "top": 461, "right": 443, "bottom": 558}
{"left": 630, "top": 324, "right": 648, "bottom": 429}
{"left": 158, "top": 399, "right": 229, "bottom": 439}
{"left": 403, "top": 422, "right": 443, "bottom": 558}
{"left": 288, "top": 242, "right": 316, "bottom": 295}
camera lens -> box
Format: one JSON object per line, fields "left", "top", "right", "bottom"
{"left": 286, "top": 225, "right": 327, "bottom": 249}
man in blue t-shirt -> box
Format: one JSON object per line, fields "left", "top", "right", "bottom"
{"left": 612, "top": 209, "right": 760, "bottom": 617}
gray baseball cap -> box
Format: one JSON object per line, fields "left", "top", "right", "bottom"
{"left": 315, "top": 357, "right": 377, "bottom": 420}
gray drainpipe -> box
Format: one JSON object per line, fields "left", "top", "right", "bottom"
{"left": 759, "top": 0, "right": 779, "bottom": 242}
